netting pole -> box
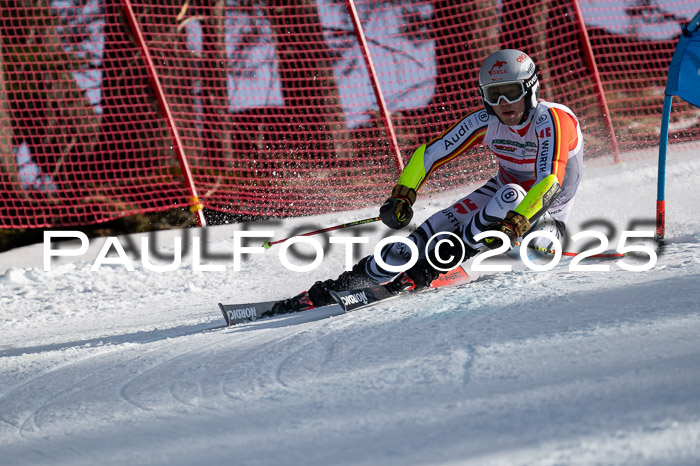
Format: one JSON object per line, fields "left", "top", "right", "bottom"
{"left": 570, "top": 0, "right": 621, "bottom": 163}
{"left": 656, "top": 95, "right": 672, "bottom": 243}
{"left": 120, "top": 0, "right": 206, "bottom": 227}
{"left": 344, "top": 0, "right": 404, "bottom": 172}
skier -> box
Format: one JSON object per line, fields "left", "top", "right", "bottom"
{"left": 272, "top": 48, "right": 583, "bottom": 314}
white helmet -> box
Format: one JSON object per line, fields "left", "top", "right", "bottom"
{"left": 478, "top": 49, "right": 539, "bottom": 116}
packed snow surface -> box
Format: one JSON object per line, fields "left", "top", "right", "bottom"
{"left": 1, "top": 147, "right": 699, "bottom": 465}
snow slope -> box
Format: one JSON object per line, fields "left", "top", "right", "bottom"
{"left": 1, "top": 147, "right": 699, "bottom": 466}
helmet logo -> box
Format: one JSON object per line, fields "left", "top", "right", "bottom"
{"left": 524, "top": 73, "right": 538, "bottom": 89}
{"left": 488, "top": 60, "right": 507, "bottom": 76}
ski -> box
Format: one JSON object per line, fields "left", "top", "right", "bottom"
{"left": 218, "top": 301, "right": 278, "bottom": 326}
{"left": 219, "top": 265, "right": 472, "bottom": 326}
{"left": 328, "top": 285, "right": 396, "bottom": 313}
{"left": 330, "top": 265, "right": 472, "bottom": 313}
{"left": 429, "top": 264, "right": 471, "bottom": 288}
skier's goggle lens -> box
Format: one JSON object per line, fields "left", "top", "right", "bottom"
{"left": 481, "top": 82, "right": 526, "bottom": 106}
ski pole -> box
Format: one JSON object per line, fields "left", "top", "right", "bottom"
{"left": 261, "top": 218, "right": 626, "bottom": 258}
{"left": 518, "top": 242, "right": 624, "bottom": 258}
{"left": 262, "top": 217, "right": 381, "bottom": 249}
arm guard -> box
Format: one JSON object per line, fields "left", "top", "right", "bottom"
{"left": 513, "top": 174, "right": 561, "bottom": 223}
{"left": 397, "top": 144, "right": 428, "bottom": 191}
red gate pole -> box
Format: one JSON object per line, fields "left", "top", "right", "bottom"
{"left": 571, "top": 0, "right": 621, "bottom": 163}
{"left": 344, "top": 0, "right": 405, "bottom": 172}
{"left": 120, "top": 0, "right": 206, "bottom": 226}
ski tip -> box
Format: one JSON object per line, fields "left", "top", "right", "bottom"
{"left": 218, "top": 303, "right": 231, "bottom": 326}
{"left": 430, "top": 265, "right": 471, "bottom": 288}
{"left": 328, "top": 290, "right": 346, "bottom": 311}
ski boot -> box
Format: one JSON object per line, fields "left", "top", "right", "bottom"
{"left": 269, "top": 258, "right": 377, "bottom": 315}
{"left": 385, "top": 258, "right": 441, "bottom": 295}
{"left": 267, "top": 291, "right": 315, "bottom": 317}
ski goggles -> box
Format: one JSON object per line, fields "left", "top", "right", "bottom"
{"left": 481, "top": 81, "right": 526, "bottom": 106}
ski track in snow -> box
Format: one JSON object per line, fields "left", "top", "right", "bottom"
{"left": 1, "top": 147, "right": 700, "bottom": 465}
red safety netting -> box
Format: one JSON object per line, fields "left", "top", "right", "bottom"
{"left": 1, "top": 0, "right": 698, "bottom": 228}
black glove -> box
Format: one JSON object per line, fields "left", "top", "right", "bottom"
{"left": 483, "top": 210, "right": 531, "bottom": 250}
{"left": 379, "top": 184, "right": 417, "bottom": 230}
